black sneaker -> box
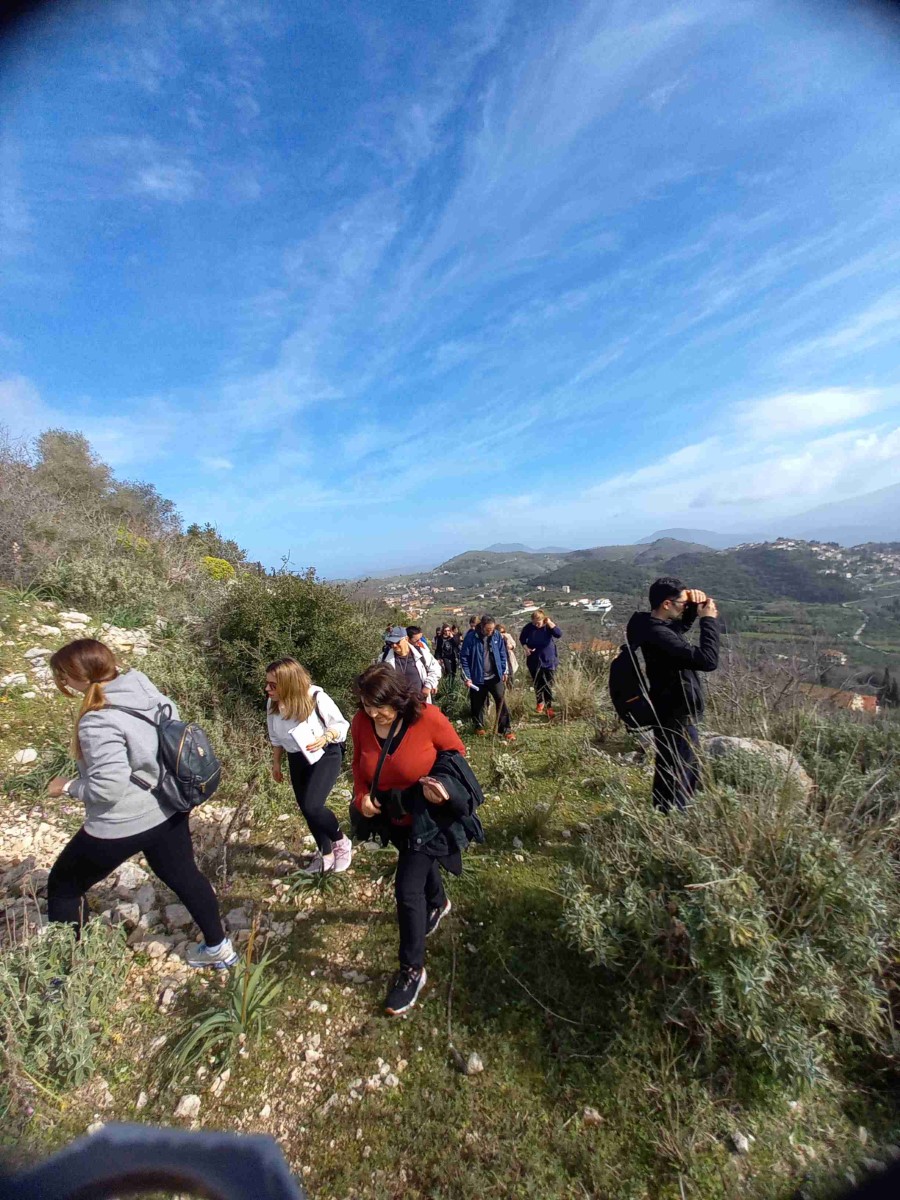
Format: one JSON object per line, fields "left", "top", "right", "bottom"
{"left": 426, "top": 898, "right": 452, "bottom": 938}
{"left": 384, "top": 966, "right": 427, "bottom": 1016}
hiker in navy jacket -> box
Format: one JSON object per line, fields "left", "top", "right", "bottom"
{"left": 519, "top": 609, "right": 562, "bottom": 716}
{"left": 625, "top": 577, "right": 719, "bottom": 813}
{"left": 460, "top": 616, "right": 515, "bottom": 740}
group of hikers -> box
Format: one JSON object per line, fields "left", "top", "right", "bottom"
{"left": 40, "top": 577, "right": 718, "bottom": 1017}
{"left": 380, "top": 609, "right": 564, "bottom": 743}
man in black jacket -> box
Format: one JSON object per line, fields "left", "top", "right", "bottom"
{"left": 625, "top": 577, "right": 720, "bottom": 812}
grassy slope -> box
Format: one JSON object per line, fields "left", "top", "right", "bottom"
{"left": 1, "top": 596, "right": 898, "bottom": 1199}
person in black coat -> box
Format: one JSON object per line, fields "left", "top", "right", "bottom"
{"left": 625, "top": 577, "right": 720, "bottom": 813}
{"left": 434, "top": 624, "right": 461, "bottom": 688}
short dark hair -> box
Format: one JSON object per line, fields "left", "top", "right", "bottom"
{"left": 406, "top": 625, "right": 422, "bottom": 637}
{"left": 649, "top": 576, "right": 686, "bottom": 609}
{"left": 353, "top": 663, "right": 424, "bottom": 723}
{"left": 481, "top": 614, "right": 495, "bottom": 625}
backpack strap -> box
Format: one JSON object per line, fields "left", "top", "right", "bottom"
{"left": 102, "top": 702, "right": 167, "bottom": 793}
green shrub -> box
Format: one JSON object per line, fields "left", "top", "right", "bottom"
{"left": 211, "top": 569, "right": 381, "bottom": 709}
{"left": 561, "top": 785, "right": 894, "bottom": 1084}
{"left": 38, "top": 552, "right": 161, "bottom": 625}
{"left": 491, "top": 748, "right": 527, "bottom": 792}
{"left": 0, "top": 922, "right": 128, "bottom": 1115}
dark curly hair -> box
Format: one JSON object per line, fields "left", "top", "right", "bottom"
{"left": 353, "top": 663, "right": 424, "bottom": 723}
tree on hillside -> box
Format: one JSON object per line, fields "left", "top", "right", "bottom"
{"left": 109, "top": 479, "right": 181, "bottom": 537}
{"left": 34, "top": 429, "right": 113, "bottom": 504}
{"left": 185, "top": 522, "right": 247, "bottom": 566}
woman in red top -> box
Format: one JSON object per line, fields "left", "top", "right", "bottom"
{"left": 351, "top": 663, "right": 466, "bottom": 1015}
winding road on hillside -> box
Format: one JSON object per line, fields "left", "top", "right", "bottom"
{"left": 841, "top": 592, "right": 900, "bottom": 653}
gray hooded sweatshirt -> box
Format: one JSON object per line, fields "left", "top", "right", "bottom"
{"left": 67, "top": 670, "right": 180, "bottom": 839}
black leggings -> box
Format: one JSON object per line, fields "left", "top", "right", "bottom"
{"left": 47, "top": 812, "right": 225, "bottom": 945}
{"left": 395, "top": 848, "right": 456, "bottom": 969}
{"left": 287, "top": 744, "right": 345, "bottom": 854}
{"left": 528, "top": 660, "right": 555, "bottom": 706}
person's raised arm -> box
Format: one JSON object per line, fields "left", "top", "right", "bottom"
{"left": 643, "top": 613, "right": 719, "bottom": 671}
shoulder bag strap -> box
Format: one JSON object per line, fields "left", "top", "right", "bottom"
{"left": 371, "top": 715, "right": 404, "bottom": 795}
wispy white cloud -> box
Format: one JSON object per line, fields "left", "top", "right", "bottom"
{"left": 132, "top": 161, "right": 202, "bottom": 202}
{"left": 780, "top": 290, "right": 900, "bottom": 364}
{"left": 200, "top": 456, "right": 234, "bottom": 471}
{"left": 733, "top": 387, "right": 884, "bottom": 437}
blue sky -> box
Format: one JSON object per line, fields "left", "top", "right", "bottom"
{"left": 1, "top": 0, "right": 900, "bottom": 575}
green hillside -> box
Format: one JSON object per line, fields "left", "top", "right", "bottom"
{"left": 434, "top": 548, "right": 568, "bottom": 584}
{"left": 535, "top": 543, "right": 862, "bottom": 605}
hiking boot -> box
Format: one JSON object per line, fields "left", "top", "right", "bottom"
{"left": 187, "top": 937, "right": 238, "bottom": 970}
{"left": 303, "top": 850, "right": 335, "bottom": 875}
{"left": 504, "top": 732, "right": 517, "bottom": 742}
{"left": 475, "top": 729, "right": 487, "bottom": 737}
{"left": 426, "top": 898, "right": 451, "bottom": 938}
{"left": 545, "top": 707, "right": 555, "bottom": 719}
{"left": 385, "top": 966, "right": 427, "bottom": 1015}
{"left": 536, "top": 702, "right": 545, "bottom": 714}
{"left": 332, "top": 838, "right": 353, "bottom": 873}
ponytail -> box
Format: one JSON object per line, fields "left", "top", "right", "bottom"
{"left": 48, "top": 639, "right": 118, "bottom": 758}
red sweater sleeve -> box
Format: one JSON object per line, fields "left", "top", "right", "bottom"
{"left": 351, "top": 712, "right": 371, "bottom": 806}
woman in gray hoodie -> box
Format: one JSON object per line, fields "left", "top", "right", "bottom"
{"left": 45, "top": 639, "right": 235, "bottom": 969}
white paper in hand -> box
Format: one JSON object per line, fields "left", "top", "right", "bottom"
{"left": 290, "top": 719, "right": 325, "bottom": 764}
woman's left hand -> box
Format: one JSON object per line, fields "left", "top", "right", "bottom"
{"left": 306, "top": 735, "right": 329, "bottom": 752}
{"left": 420, "top": 776, "right": 449, "bottom": 805}
{"left": 48, "top": 776, "right": 69, "bottom": 798}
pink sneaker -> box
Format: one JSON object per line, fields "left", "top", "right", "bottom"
{"left": 332, "top": 838, "right": 353, "bottom": 873}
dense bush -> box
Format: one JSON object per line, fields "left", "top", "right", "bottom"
{"left": 561, "top": 783, "right": 895, "bottom": 1084}
{"left": 211, "top": 569, "right": 382, "bottom": 708}
{"left": 0, "top": 921, "right": 128, "bottom": 1116}
{"left": 201, "top": 555, "right": 236, "bottom": 581}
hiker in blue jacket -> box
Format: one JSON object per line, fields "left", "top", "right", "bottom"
{"left": 460, "top": 615, "right": 515, "bottom": 741}
{"left": 519, "top": 609, "right": 563, "bottom": 716}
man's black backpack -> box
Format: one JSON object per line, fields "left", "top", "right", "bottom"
{"left": 608, "top": 644, "right": 656, "bottom": 730}
{"left": 107, "top": 703, "right": 222, "bottom": 811}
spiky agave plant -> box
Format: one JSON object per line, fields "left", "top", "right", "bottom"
{"left": 166, "top": 923, "right": 283, "bottom": 1076}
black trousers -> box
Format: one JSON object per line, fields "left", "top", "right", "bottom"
{"left": 440, "top": 658, "right": 458, "bottom": 686}
{"left": 469, "top": 677, "right": 510, "bottom": 733}
{"left": 47, "top": 812, "right": 225, "bottom": 945}
{"left": 395, "top": 847, "right": 459, "bottom": 969}
{"left": 287, "top": 744, "right": 345, "bottom": 854}
{"left": 527, "top": 659, "right": 555, "bottom": 706}
{"left": 652, "top": 722, "right": 701, "bottom": 813}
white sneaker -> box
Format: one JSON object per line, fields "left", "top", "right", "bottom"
{"left": 303, "top": 851, "right": 335, "bottom": 875}
{"left": 186, "top": 937, "right": 238, "bottom": 970}
{"left": 332, "top": 838, "right": 353, "bottom": 873}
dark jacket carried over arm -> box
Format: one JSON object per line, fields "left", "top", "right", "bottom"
{"left": 625, "top": 608, "right": 719, "bottom": 723}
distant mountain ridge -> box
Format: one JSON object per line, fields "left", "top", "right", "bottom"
{"left": 484, "top": 542, "right": 572, "bottom": 554}
{"left": 638, "top": 528, "right": 753, "bottom": 550}
{"left": 638, "top": 483, "right": 900, "bottom": 550}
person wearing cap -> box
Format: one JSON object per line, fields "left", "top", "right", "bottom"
{"left": 379, "top": 626, "right": 442, "bottom": 703}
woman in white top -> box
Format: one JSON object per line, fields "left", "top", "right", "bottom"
{"left": 266, "top": 657, "right": 352, "bottom": 875}
{"left": 498, "top": 625, "right": 518, "bottom": 685}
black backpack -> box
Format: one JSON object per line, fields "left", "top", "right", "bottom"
{"left": 608, "top": 644, "right": 656, "bottom": 729}
{"left": 107, "top": 703, "right": 222, "bottom": 811}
